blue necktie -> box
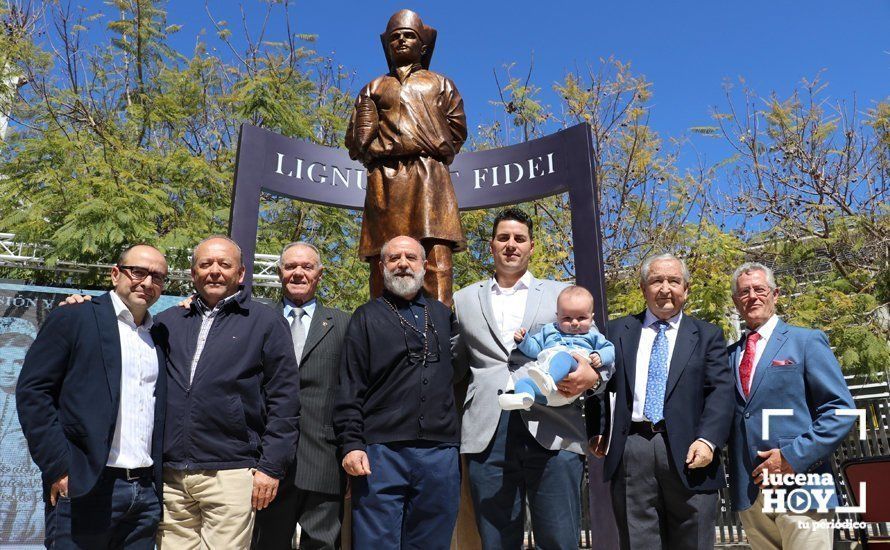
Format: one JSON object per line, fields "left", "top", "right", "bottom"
{"left": 643, "top": 320, "right": 670, "bottom": 423}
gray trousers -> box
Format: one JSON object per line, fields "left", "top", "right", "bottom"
{"left": 610, "top": 431, "right": 718, "bottom": 550}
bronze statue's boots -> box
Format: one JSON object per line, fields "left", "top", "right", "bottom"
{"left": 368, "top": 254, "right": 384, "bottom": 299}
{"left": 423, "top": 241, "right": 454, "bottom": 307}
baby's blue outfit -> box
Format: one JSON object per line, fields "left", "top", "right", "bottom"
{"left": 514, "top": 323, "right": 616, "bottom": 403}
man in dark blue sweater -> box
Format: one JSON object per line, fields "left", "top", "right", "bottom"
{"left": 333, "top": 235, "right": 460, "bottom": 549}
{"left": 155, "top": 236, "right": 300, "bottom": 549}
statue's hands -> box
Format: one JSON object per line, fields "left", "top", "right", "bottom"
{"left": 365, "top": 139, "right": 386, "bottom": 162}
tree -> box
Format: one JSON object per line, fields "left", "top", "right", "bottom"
{"left": 0, "top": 0, "right": 360, "bottom": 304}
{"left": 697, "top": 77, "right": 890, "bottom": 375}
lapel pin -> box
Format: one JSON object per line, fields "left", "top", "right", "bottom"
{"left": 322, "top": 321, "right": 328, "bottom": 327}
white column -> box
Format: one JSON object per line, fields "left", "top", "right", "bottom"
{"left": 1, "top": 65, "right": 21, "bottom": 142}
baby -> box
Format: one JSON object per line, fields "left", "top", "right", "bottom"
{"left": 498, "top": 285, "right": 615, "bottom": 411}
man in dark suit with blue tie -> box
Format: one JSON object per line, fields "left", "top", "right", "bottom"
{"left": 727, "top": 262, "right": 855, "bottom": 550}
{"left": 17, "top": 244, "right": 169, "bottom": 548}
{"left": 588, "top": 253, "right": 735, "bottom": 549}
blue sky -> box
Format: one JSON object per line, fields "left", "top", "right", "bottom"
{"left": 158, "top": 0, "right": 890, "bottom": 171}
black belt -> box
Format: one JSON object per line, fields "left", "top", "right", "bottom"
{"left": 630, "top": 420, "right": 666, "bottom": 436}
{"left": 104, "top": 466, "right": 153, "bottom": 481}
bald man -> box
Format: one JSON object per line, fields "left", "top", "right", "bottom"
{"left": 155, "top": 236, "right": 301, "bottom": 549}
{"left": 333, "top": 236, "right": 461, "bottom": 549}
{"left": 17, "top": 245, "right": 169, "bottom": 548}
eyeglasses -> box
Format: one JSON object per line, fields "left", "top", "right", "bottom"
{"left": 735, "top": 286, "right": 772, "bottom": 299}
{"left": 118, "top": 265, "right": 168, "bottom": 286}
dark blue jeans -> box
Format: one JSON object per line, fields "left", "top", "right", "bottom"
{"left": 44, "top": 471, "right": 160, "bottom": 549}
{"left": 351, "top": 442, "right": 459, "bottom": 549}
{"left": 466, "top": 410, "right": 584, "bottom": 549}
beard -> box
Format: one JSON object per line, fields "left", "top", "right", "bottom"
{"left": 383, "top": 266, "right": 425, "bottom": 299}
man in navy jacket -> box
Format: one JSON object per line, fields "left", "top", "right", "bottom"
{"left": 588, "top": 253, "right": 734, "bottom": 550}
{"left": 155, "top": 236, "right": 300, "bottom": 549}
{"left": 17, "top": 244, "right": 169, "bottom": 548}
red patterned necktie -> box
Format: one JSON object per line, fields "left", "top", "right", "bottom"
{"left": 739, "top": 331, "right": 761, "bottom": 397}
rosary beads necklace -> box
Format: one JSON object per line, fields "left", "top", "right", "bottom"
{"left": 381, "top": 297, "right": 431, "bottom": 364}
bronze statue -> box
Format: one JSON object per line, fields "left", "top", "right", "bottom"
{"left": 346, "top": 9, "right": 467, "bottom": 306}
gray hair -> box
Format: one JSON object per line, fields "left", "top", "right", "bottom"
{"left": 640, "top": 253, "right": 690, "bottom": 285}
{"left": 278, "top": 242, "right": 324, "bottom": 268}
{"left": 380, "top": 236, "right": 426, "bottom": 262}
{"left": 191, "top": 235, "right": 243, "bottom": 268}
{"left": 731, "top": 262, "right": 776, "bottom": 295}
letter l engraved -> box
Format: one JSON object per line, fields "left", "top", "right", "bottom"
{"left": 275, "top": 153, "right": 293, "bottom": 177}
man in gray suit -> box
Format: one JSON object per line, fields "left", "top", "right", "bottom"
{"left": 253, "top": 242, "right": 350, "bottom": 550}
{"left": 453, "top": 208, "right": 605, "bottom": 549}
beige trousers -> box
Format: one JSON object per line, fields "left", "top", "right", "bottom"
{"left": 157, "top": 467, "right": 256, "bottom": 550}
{"left": 739, "top": 491, "right": 833, "bottom": 550}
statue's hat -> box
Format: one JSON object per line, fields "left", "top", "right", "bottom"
{"left": 380, "top": 9, "right": 437, "bottom": 70}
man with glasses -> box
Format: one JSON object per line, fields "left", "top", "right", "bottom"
{"left": 726, "top": 262, "right": 855, "bottom": 550}
{"left": 57, "top": 236, "right": 301, "bottom": 548}
{"left": 333, "top": 236, "right": 460, "bottom": 549}
{"left": 17, "top": 244, "right": 169, "bottom": 548}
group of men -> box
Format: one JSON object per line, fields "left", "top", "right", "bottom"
{"left": 15, "top": 236, "right": 344, "bottom": 548}
{"left": 585, "top": 255, "right": 856, "bottom": 550}
{"left": 14, "top": 207, "right": 857, "bottom": 550}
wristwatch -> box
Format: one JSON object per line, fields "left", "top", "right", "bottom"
{"left": 589, "top": 352, "right": 602, "bottom": 391}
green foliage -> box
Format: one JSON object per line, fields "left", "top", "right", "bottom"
{"left": 0, "top": 1, "right": 354, "bottom": 297}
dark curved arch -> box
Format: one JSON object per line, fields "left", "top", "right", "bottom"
{"left": 229, "top": 122, "right": 606, "bottom": 328}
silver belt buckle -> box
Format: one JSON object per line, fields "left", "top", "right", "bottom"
{"left": 125, "top": 468, "right": 140, "bottom": 481}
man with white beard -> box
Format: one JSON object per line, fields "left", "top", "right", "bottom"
{"left": 333, "top": 235, "right": 460, "bottom": 549}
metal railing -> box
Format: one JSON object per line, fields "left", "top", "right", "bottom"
{"left": 525, "top": 379, "right": 890, "bottom": 549}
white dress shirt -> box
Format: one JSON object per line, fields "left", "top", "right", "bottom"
{"left": 489, "top": 271, "right": 533, "bottom": 352}
{"left": 736, "top": 314, "right": 779, "bottom": 398}
{"left": 283, "top": 297, "right": 316, "bottom": 334}
{"left": 107, "top": 291, "right": 158, "bottom": 469}
{"left": 632, "top": 309, "right": 683, "bottom": 422}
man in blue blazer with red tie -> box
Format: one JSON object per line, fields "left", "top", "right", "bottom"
{"left": 727, "top": 262, "right": 855, "bottom": 550}
{"left": 17, "top": 245, "right": 169, "bottom": 548}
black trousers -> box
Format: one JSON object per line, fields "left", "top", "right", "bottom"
{"left": 610, "top": 431, "right": 718, "bottom": 550}
{"left": 252, "top": 468, "right": 342, "bottom": 550}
